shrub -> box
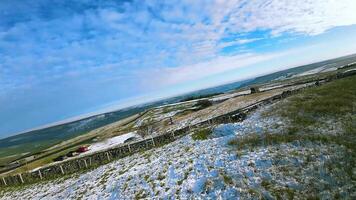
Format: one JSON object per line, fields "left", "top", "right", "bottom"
{"left": 196, "top": 100, "right": 213, "bottom": 109}
{"left": 222, "top": 174, "right": 233, "bottom": 185}
{"left": 192, "top": 128, "right": 212, "bottom": 140}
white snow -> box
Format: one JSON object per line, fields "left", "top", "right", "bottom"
{"left": 1, "top": 104, "right": 352, "bottom": 199}
{"left": 82, "top": 131, "right": 140, "bottom": 155}
{"left": 210, "top": 90, "right": 250, "bottom": 102}
{"left": 294, "top": 66, "right": 337, "bottom": 77}
{"left": 260, "top": 84, "right": 285, "bottom": 92}
{"left": 344, "top": 68, "right": 356, "bottom": 73}
{"left": 153, "top": 110, "right": 180, "bottom": 121}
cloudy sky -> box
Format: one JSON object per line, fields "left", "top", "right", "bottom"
{"left": 1, "top": 0, "right": 356, "bottom": 137}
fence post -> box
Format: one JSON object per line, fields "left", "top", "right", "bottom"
{"left": 2, "top": 177, "right": 6, "bottom": 186}
{"left": 38, "top": 170, "right": 43, "bottom": 180}
{"left": 151, "top": 136, "right": 156, "bottom": 146}
{"left": 171, "top": 132, "right": 175, "bottom": 139}
{"left": 60, "top": 165, "right": 65, "bottom": 175}
{"left": 89, "top": 157, "right": 92, "bottom": 166}
{"left": 19, "top": 174, "right": 24, "bottom": 184}
{"left": 106, "top": 152, "right": 111, "bottom": 161}
{"left": 77, "top": 160, "right": 81, "bottom": 169}
{"left": 128, "top": 144, "right": 131, "bottom": 152}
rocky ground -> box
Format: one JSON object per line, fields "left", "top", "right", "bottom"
{"left": 1, "top": 103, "right": 354, "bottom": 199}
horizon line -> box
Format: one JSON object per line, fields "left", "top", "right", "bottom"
{"left": 2, "top": 51, "right": 355, "bottom": 140}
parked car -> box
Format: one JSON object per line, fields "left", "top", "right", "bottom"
{"left": 77, "top": 146, "right": 89, "bottom": 153}
{"left": 66, "top": 151, "right": 79, "bottom": 157}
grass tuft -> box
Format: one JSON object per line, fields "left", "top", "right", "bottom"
{"left": 191, "top": 128, "right": 212, "bottom": 140}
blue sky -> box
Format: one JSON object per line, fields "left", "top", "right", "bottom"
{"left": 1, "top": 0, "right": 356, "bottom": 138}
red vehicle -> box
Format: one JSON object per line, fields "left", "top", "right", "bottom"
{"left": 77, "top": 146, "right": 89, "bottom": 153}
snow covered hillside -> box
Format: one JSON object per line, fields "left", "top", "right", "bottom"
{"left": 1, "top": 103, "right": 353, "bottom": 200}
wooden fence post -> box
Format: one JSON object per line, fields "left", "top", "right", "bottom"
{"left": 2, "top": 177, "right": 6, "bottom": 186}
{"left": 60, "top": 165, "right": 65, "bottom": 175}
{"left": 128, "top": 144, "right": 131, "bottom": 152}
{"left": 77, "top": 160, "right": 81, "bottom": 169}
{"left": 89, "top": 157, "right": 92, "bottom": 166}
{"left": 151, "top": 136, "right": 156, "bottom": 146}
{"left": 38, "top": 170, "right": 43, "bottom": 180}
{"left": 19, "top": 174, "right": 24, "bottom": 184}
{"left": 171, "top": 132, "right": 175, "bottom": 139}
{"left": 84, "top": 159, "right": 88, "bottom": 168}
{"left": 106, "top": 152, "right": 111, "bottom": 161}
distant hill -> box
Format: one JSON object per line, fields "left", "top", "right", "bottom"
{"left": 0, "top": 105, "right": 153, "bottom": 164}
{"left": 239, "top": 53, "right": 356, "bottom": 88}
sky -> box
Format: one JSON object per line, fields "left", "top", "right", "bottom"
{"left": 1, "top": 0, "right": 356, "bottom": 138}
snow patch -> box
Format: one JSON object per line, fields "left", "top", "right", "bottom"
{"left": 83, "top": 132, "right": 140, "bottom": 155}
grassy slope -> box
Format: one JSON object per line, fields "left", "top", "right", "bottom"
{"left": 229, "top": 75, "right": 356, "bottom": 179}
{"left": 277, "top": 75, "right": 356, "bottom": 134}
{"left": 227, "top": 75, "right": 356, "bottom": 199}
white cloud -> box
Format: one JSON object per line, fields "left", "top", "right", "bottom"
{"left": 218, "top": 38, "right": 263, "bottom": 49}
{"left": 2, "top": 0, "right": 356, "bottom": 93}
{"left": 132, "top": 0, "right": 356, "bottom": 87}
{"left": 139, "top": 48, "right": 299, "bottom": 88}
{"left": 222, "top": 0, "right": 356, "bottom": 35}
{"left": 2, "top": 0, "right": 356, "bottom": 136}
